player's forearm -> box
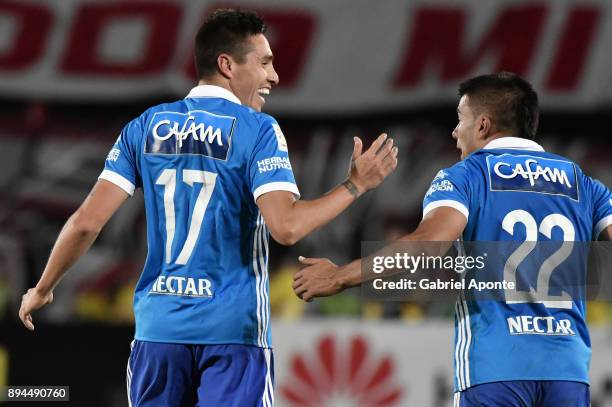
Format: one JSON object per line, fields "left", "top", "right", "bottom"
{"left": 282, "top": 181, "right": 360, "bottom": 244}
{"left": 335, "top": 259, "right": 363, "bottom": 288}
{"left": 35, "top": 212, "right": 101, "bottom": 295}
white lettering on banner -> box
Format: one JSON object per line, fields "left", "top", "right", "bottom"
{"left": 150, "top": 276, "right": 213, "bottom": 297}
{"left": 493, "top": 159, "right": 572, "bottom": 188}
{"left": 257, "top": 156, "right": 292, "bottom": 173}
{"left": 153, "top": 116, "right": 223, "bottom": 148}
{"left": 106, "top": 148, "right": 121, "bottom": 162}
{"left": 1, "top": 1, "right": 611, "bottom": 110}
{"left": 507, "top": 315, "right": 575, "bottom": 335}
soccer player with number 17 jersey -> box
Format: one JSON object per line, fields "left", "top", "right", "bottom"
{"left": 294, "top": 72, "right": 612, "bottom": 407}
{"left": 19, "top": 9, "right": 398, "bottom": 407}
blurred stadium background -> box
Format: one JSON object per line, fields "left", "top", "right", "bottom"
{"left": 1, "top": 0, "right": 612, "bottom": 406}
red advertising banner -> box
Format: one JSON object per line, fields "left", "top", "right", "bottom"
{"left": 0, "top": 0, "right": 609, "bottom": 112}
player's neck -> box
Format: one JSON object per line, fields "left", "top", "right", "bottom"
{"left": 196, "top": 78, "right": 235, "bottom": 97}
{"left": 478, "top": 132, "right": 514, "bottom": 149}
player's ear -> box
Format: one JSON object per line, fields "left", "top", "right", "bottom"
{"left": 217, "top": 54, "right": 233, "bottom": 79}
{"left": 477, "top": 114, "right": 492, "bottom": 140}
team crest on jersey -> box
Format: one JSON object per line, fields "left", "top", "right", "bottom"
{"left": 487, "top": 154, "right": 579, "bottom": 201}
{"left": 145, "top": 110, "right": 235, "bottom": 160}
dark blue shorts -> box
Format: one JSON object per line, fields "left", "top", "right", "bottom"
{"left": 126, "top": 340, "right": 274, "bottom": 407}
{"left": 454, "top": 381, "right": 590, "bottom": 407}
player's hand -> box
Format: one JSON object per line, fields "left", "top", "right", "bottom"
{"left": 19, "top": 287, "right": 53, "bottom": 331}
{"left": 293, "top": 256, "right": 344, "bottom": 301}
{"left": 348, "top": 133, "right": 398, "bottom": 194}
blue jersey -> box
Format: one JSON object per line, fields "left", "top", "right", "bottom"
{"left": 422, "top": 137, "right": 612, "bottom": 391}
{"left": 99, "top": 85, "right": 299, "bottom": 347}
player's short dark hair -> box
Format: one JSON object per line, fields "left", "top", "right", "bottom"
{"left": 194, "top": 9, "right": 266, "bottom": 79}
{"left": 458, "top": 72, "right": 540, "bottom": 140}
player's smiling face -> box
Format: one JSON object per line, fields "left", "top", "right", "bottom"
{"left": 452, "top": 95, "right": 481, "bottom": 160}
{"left": 229, "top": 34, "right": 279, "bottom": 112}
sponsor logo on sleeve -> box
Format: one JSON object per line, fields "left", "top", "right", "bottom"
{"left": 106, "top": 148, "right": 121, "bottom": 162}
{"left": 272, "top": 123, "right": 288, "bottom": 152}
{"left": 426, "top": 179, "right": 454, "bottom": 197}
{"left": 425, "top": 170, "right": 453, "bottom": 197}
{"left": 487, "top": 154, "right": 579, "bottom": 200}
{"left": 145, "top": 110, "right": 235, "bottom": 160}
{"left": 257, "top": 156, "right": 292, "bottom": 173}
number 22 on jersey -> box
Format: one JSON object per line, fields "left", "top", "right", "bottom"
{"left": 502, "top": 210, "right": 574, "bottom": 309}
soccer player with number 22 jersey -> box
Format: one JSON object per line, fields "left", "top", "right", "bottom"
{"left": 294, "top": 72, "right": 612, "bottom": 407}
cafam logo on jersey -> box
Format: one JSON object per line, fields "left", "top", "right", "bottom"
{"left": 487, "top": 154, "right": 578, "bottom": 200}
{"left": 145, "top": 110, "right": 235, "bottom": 160}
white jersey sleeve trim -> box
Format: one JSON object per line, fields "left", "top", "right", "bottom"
{"left": 594, "top": 214, "right": 612, "bottom": 239}
{"left": 254, "top": 182, "right": 300, "bottom": 202}
{"left": 423, "top": 200, "right": 469, "bottom": 221}
{"left": 99, "top": 169, "right": 136, "bottom": 196}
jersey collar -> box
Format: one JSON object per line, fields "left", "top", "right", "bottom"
{"left": 483, "top": 137, "right": 545, "bottom": 152}
{"left": 186, "top": 85, "right": 241, "bottom": 105}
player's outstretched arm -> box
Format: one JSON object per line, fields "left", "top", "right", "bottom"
{"left": 293, "top": 206, "right": 467, "bottom": 301}
{"left": 18, "top": 180, "right": 129, "bottom": 331}
{"left": 257, "top": 133, "right": 398, "bottom": 246}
